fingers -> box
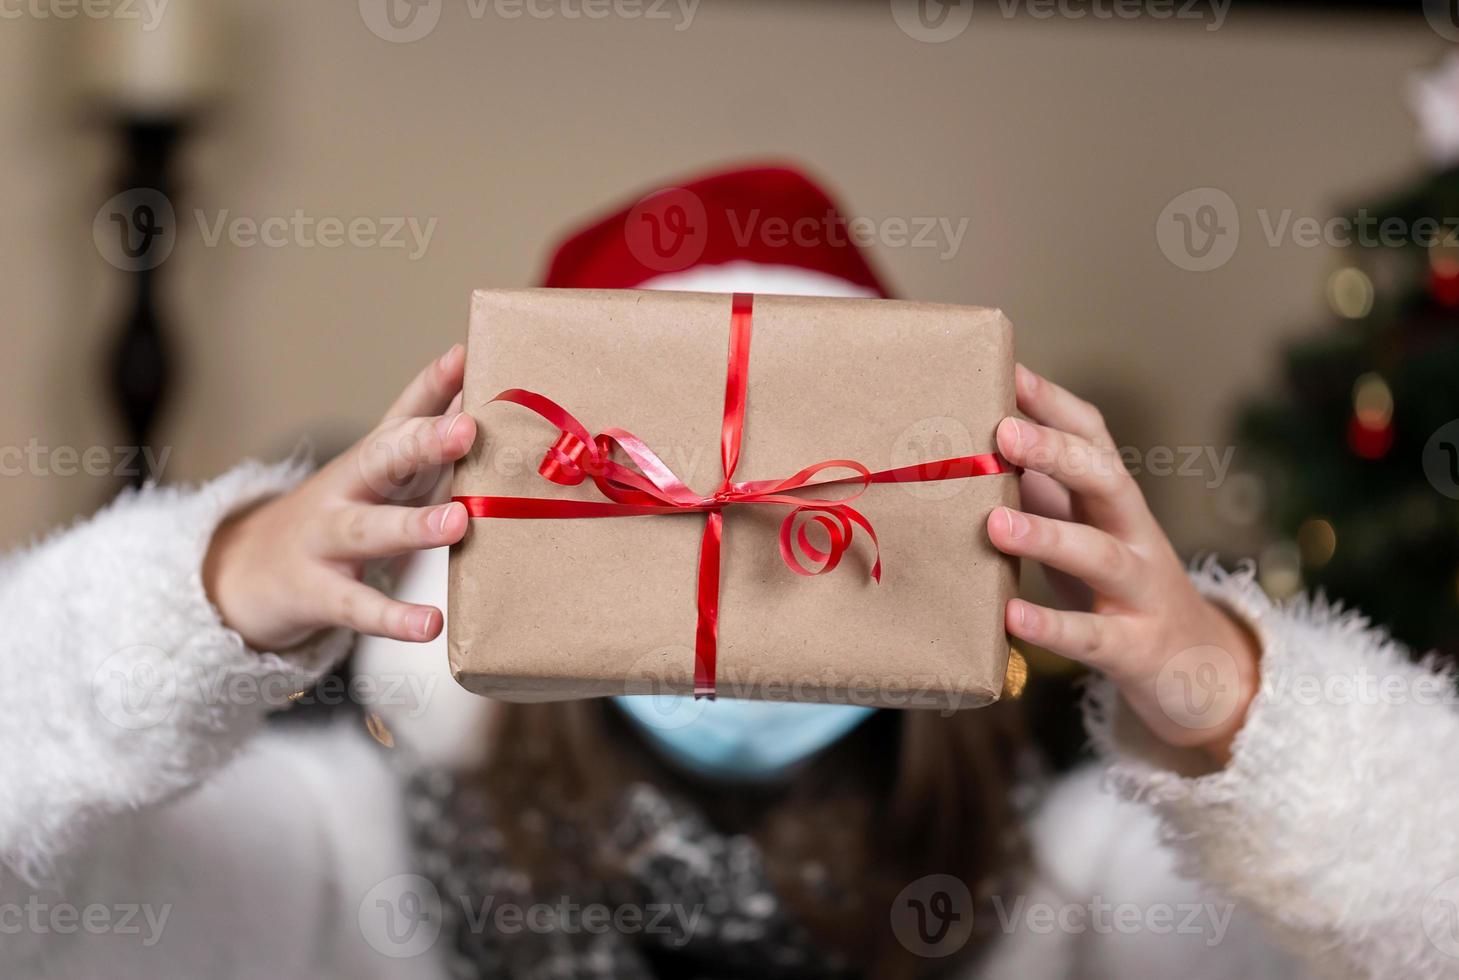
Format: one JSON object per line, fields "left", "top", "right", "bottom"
{"left": 321, "top": 501, "right": 468, "bottom": 559}
{"left": 322, "top": 577, "right": 443, "bottom": 642}
{"left": 1011, "top": 472, "right": 1093, "bottom": 610}
{"left": 351, "top": 411, "right": 477, "bottom": 502}
{"left": 1015, "top": 364, "right": 1112, "bottom": 448}
{"left": 987, "top": 507, "right": 1146, "bottom": 604}
{"left": 997, "top": 416, "right": 1148, "bottom": 534}
{"left": 1018, "top": 469, "right": 1072, "bottom": 522}
{"left": 384, "top": 344, "right": 465, "bottom": 422}
{"left": 1007, "top": 598, "right": 1131, "bottom": 672}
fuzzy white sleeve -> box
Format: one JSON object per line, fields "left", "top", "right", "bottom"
{"left": 0, "top": 461, "right": 352, "bottom": 885}
{"left": 1084, "top": 560, "right": 1459, "bottom": 979}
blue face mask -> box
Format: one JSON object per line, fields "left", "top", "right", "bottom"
{"left": 613, "top": 695, "right": 876, "bottom": 783}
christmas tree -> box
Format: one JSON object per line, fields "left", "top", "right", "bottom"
{"left": 1235, "top": 57, "right": 1459, "bottom": 661}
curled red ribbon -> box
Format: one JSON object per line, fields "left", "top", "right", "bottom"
{"left": 454, "top": 293, "right": 1013, "bottom": 699}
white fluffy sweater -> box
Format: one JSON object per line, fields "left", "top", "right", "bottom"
{"left": 0, "top": 461, "right": 1455, "bottom": 978}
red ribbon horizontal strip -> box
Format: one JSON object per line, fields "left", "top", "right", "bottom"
{"left": 454, "top": 292, "right": 1014, "bottom": 699}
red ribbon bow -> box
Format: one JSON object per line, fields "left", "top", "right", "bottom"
{"left": 454, "top": 293, "right": 1013, "bottom": 699}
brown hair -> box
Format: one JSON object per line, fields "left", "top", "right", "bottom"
{"left": 474, "top": 696, "right": 1032, "bottom": 978}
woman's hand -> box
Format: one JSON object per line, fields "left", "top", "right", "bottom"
{"left": 987, "top": 364, "right": 1260, "bottom": 763}
{"left": 203, "top": 345, "right": 476, "bottom": 652}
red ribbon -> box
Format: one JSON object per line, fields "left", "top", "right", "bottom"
{"left": 454, "top": 293, "right": 1013, "bottom": 699}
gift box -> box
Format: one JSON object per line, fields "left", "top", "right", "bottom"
{"left": 448, "top": 288, "right": 1019, "bottom": 711}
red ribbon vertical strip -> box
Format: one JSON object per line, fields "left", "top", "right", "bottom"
{"left": 721, "top": 293, "right": 753, "bottom": 481}
{"left": 694, "top": 510, "right": 723, "bottom": 698}
{"left": 694, "top": 292, "right": 754, "bottom": 699}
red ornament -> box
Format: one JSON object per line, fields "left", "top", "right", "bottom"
{"left": 1430, "top": 264, "right": 1459, "bottom": 308}
{"left": 1347, "top": 414, "right": 1394, "bottom": 460}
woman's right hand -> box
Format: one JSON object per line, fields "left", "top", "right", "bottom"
{"left": 986, "top": 365, "right": 1260, "bottom": 763}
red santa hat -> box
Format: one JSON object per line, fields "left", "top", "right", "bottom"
{"left": 540, "top": 163, "right": 892, "bottom": 299}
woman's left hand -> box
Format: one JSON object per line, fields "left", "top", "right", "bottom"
{"left": 204, "top": 346, "right": 475, "bottom": 652}
{"left": 987, "top": 364, "right": 1260, "bottom": 763}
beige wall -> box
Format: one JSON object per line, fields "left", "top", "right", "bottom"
{"left": 0, "top": 1, "right": 1443, "bottom": 554}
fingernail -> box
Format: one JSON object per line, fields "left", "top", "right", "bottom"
{"left": 998, "top": 417, "right": 1025, "bottom": 454}
{"left": 1002, "top": 507, "right": 1029, "bottom": 539}
{"left": 437, "top": 412, "right": 465, "bottom": 441}
{"left": 438, "top": 344, "right": 462, "bottom": 370}
{"left": 1011, "top": 599, "right": 1033, "bottom": 630}
{"left": 408, "top": 608, "right": 435, "bottom": 639}
{"left": 1015, "top": 363, "right": 1035, "bottom": 392}
{"left": 431, "top": 503, "right": 453, "bottom": 534}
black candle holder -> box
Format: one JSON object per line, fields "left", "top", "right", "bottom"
{"left": 99, "top": 115, "right": 188, "bottom": 490}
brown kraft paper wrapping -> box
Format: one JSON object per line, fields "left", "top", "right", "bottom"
{"left": 448, "top": 288, "right": 1019, "bottom": 711}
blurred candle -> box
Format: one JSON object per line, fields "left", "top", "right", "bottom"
{"left": 80, "top": 0, "right": 221, "bottom": 115}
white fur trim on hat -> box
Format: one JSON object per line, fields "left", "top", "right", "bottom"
{"left": 640, "top": 261, "right": 878, "bottom": 298}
